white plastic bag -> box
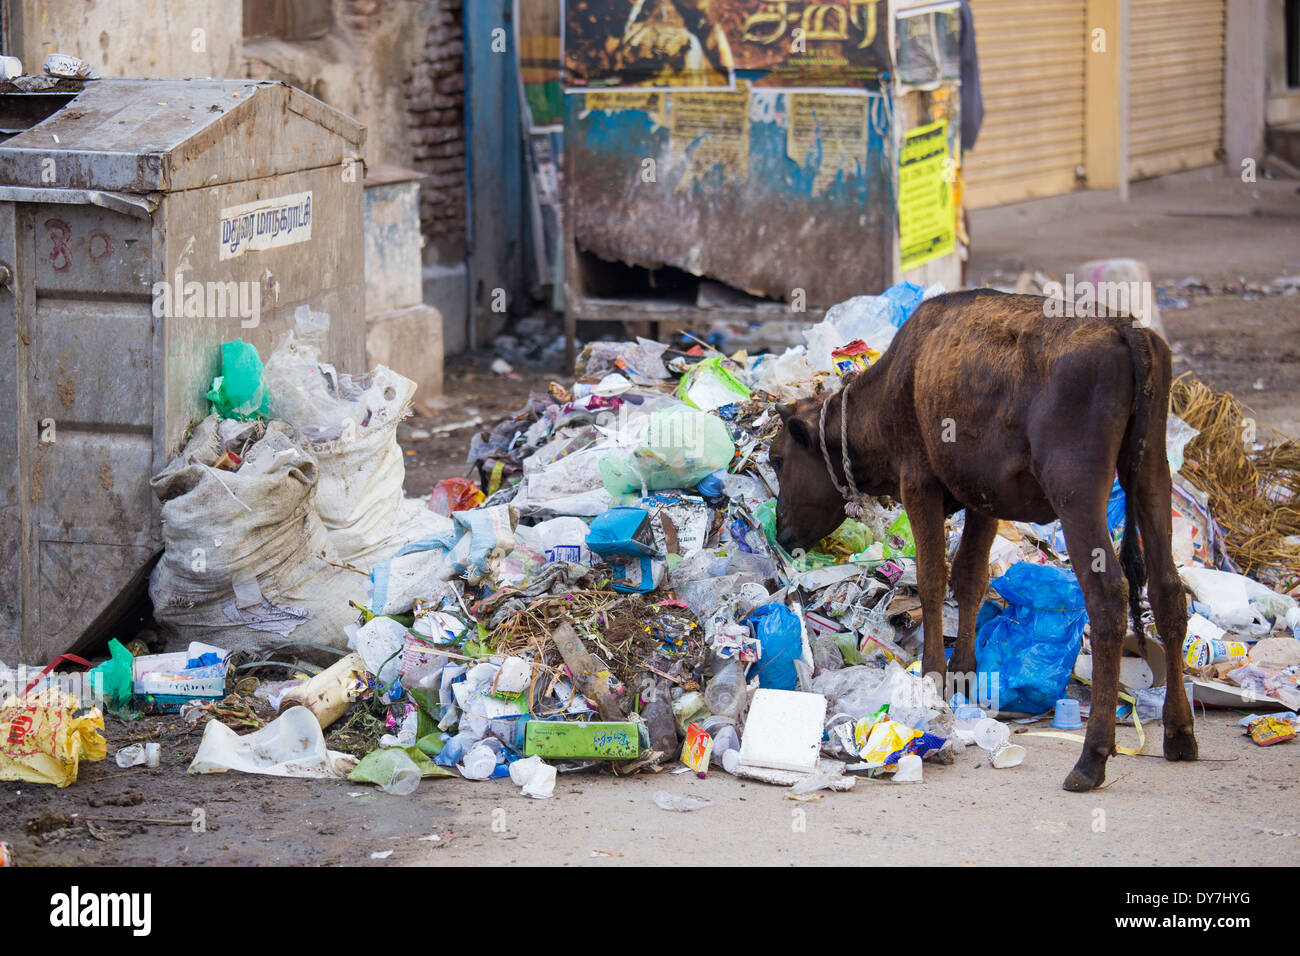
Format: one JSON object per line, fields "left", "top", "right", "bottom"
{"left": 149, "top": 416, "right": 368, "bottom": 655}
{"left": 188, "top": 706, "right": 356, "bottom": 778}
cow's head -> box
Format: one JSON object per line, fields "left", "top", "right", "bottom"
{"left": 770, "top": 398, "right": 849, "bottom": 554}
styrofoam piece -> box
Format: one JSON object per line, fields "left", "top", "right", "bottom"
{"left": 730, "top": 758, "right": 856, "bottom": 790}
{"left": 735, "top": 688, "right": 827, "bottom": 773}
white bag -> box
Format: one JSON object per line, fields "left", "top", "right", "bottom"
{"left": 149, "top": 416, "right": 368, "bottom": 655}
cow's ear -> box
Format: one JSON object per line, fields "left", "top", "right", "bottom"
{"left": 787, "top": 415, "right": 813, "bottom": 448}
{"left": 776, "top": 402, "right": 796, "bottom": 423}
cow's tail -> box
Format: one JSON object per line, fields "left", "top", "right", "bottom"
{"left": 1119, "top": 324, "right": 1153, "bottom": 649}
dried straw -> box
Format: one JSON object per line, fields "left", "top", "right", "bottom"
{"left": 1170, "top": 373, "right": 1300, "bottom": 588}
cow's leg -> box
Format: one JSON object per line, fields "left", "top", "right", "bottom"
{"left": 900, "top": 473, "right": 949, "bottom": 683}
{"left": 947, "top": 508, "right": 999, "bottom": 677}
{"left": 1129, "top": 448, "right": 1198, "bottom": 761}
{"left": 1057, "top": 510, "right": 1129, "bottom": 792}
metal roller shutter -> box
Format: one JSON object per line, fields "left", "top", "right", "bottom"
{"left": 963, "top": 0, "right": 1087, "bottom": 208}
{"left": 1128, "top": 0, "right": 1225, "bottom": 179}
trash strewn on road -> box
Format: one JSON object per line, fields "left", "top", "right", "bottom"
{"left": 5, "top": 282, "right": 1298, "bottom": 799}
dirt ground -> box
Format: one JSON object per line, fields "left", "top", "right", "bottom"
{"left": 7, "top": 707, "right": 1298, "bottom": 866}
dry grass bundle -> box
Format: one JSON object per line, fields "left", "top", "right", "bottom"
{"left": 488, "top": 589, "right": 704, "bottom": 714}
{"left": 1170, "top": 373, "right": 1300, "bottom": 588}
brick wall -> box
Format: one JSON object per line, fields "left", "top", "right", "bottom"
{"left": 403, "top": 0, "right": 467, "bottom": 263}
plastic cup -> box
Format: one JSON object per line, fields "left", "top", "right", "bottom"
{"left": 378, "top": 749, "right": 421, "bottom": 795}
{"left": 990, "top": 743, "right": 1026, "bottom": 769}
{"left": 144, "top": 742, "right": 161, "bottom": 767}
{"left": 1052, "top": 698, "right": 1083, "bottom": 730}
{"left": 892, "top": 754, "right": 923, "bottom": 782}
{"left": 972, "top": 717, "right": 1010, "bottom": 751}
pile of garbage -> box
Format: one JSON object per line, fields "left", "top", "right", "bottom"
{"left": 6, "top": 283, "right": 1300, "bottom": 798}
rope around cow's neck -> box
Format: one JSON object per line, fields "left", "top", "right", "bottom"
{"left": 816, "top": 378, "right": 868, "bottom": 520}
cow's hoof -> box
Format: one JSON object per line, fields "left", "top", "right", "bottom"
{"left": 1163, "top": 727, "right": 1198, "bottom": 762}
{"left": 1062, "top": 762, "right": 1106, "bottom": 792}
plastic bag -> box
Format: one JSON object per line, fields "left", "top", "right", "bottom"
{"left": 206, "top": 339, "right": 269, "bottom": 420}
{"left": 189, "top": 706, "right": 356, "bottom": 778}
{"left": 87, "top": 638, "right": 135, "bottom": 711}
{"left": 805, "top": 297, "right": 898, "bottom": 373}
{"left": 599, "top": 405, "right": 735, "bottom": 496}
{"left": 0, "top": 690, "right": 107, "bottom": 787}
{"left": 746, "top": 603, "right": 802, "bottom": 691}
{"left": 586, "top": 507, "right": 664, "bottom": 593}
{"left": 367, "top": 526, "right": 460, "bottom": 616}
{"left": 450, "top": 505, "right": 517, "bottom": 582}
{"left": 677, "top": 356, "right": 752, "bottom": 411}
{"left": 149, "top": 416, "right": 370, "bottom": 655}
{"left": 429, "top": 477, "right": 485, "bottom": 516}
{"left": 515, "top": 515, "right": 592, "bottom": 565}
{"left": 975, "top": 563, "right": 1089, "bottom": 715}
{"left": 750, "top": 347, "right": 819, "bottom": 402}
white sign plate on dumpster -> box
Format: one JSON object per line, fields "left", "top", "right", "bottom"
{"left": 219, "top": 191, "right": 313, "bottom": 260}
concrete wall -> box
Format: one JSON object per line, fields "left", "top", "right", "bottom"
{"left": 10, "top": 0, "right": 243, "bottom": 78}
{"left": 1223, "top": 0, "right": 1268, "bottom": 171}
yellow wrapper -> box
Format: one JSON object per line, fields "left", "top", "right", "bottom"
{"left": 0, "top": 690, "right": 107, "bottom": 787}
{"left": 855, "top": 718, "right": 921, "bottom": 770}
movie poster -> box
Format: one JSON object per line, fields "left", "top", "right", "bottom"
{"left": 563, "top": 0, "right": 890, "bottom": 90}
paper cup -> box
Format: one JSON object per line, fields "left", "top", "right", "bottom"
{"left": 990, "top": 743, "right": 1026, "bottom": 769}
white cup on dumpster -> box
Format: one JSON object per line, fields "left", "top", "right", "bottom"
{"left": 0, "top": 57, "right": 22, "bottom": 80}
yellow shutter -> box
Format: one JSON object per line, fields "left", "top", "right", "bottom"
{"left": 1127, "top": 0, "right": 1225, "bottom": 179}
{"left": 964, "top": 0, "right": 1088, "bottom": 208}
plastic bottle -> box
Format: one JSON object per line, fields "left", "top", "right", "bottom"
{"left": 704, "top": 660, "right": 748, "bottom": 723}
{"left": 643, "top": 680, "right": 679, "bottom": 755}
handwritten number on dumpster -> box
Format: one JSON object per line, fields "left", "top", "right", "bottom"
{"left": 45, "top": 218, "right": 72, "bottom": 272}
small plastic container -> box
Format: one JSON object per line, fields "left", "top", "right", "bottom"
{"left": 972, "top": 717, "right": 1010, "bottom": 751}
{"left": 1052, "top": 698, "right": 1083, "bottom": 730}
{"left": 376, "top": 749, "right": 421, "bottom": 796}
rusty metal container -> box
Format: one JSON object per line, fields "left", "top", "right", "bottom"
{"left": 0, "top": 78, "right": 366, "bottom": 665}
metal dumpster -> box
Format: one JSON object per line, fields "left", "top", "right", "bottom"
{"left": 0, "top": 78, "right": 367, "bottom": 666}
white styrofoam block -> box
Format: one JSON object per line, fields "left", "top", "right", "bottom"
{"left": 737, "top": 689, "right": 827, "bottom": 773}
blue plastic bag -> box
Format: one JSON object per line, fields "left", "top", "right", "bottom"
{"left": 586, "top": 507, "right": 663, "bottom": 593}
{"left": 882, "top": 281, "right": 926, "bottom": 327}
{"left": 975, "top": 562, "right": 1089, "bottom": 715}
{"left": 746, "top": 603, "right": 802, "bottom": 691}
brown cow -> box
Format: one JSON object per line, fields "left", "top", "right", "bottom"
{"left": 770, "top": 290, "right": 1196, "bottom": 792}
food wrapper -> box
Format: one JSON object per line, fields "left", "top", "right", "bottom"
{"left": 0, "top": 690, "right": 107, "bottom": 787}
{"left": 1247, "top": 715, "right": 1296, "bottom": 747}
{"left": 854, "top": 717, "right": 946, "bottom": 770}
{"left": 854, "top": 718, "right": 920, "bottom": 770}
{"left": 681, "top": 722, "right": 713, "bottom": 776}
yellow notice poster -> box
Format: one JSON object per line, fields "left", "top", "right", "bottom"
{"left": 787, "top": 93, "right": 868, "bottom": 196}
{"left": 898, "top": 119, "right": 955, "bottom": 271}
{"left": 669, "top": 85, "right": 750, "bottom": 190}
{"left": 581, "top": 91, "right": 667, "bottom": 129}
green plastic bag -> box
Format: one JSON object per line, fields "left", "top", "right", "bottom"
{"left": 87, "top": 639, "right": 135, "bottom": 712}
{"left": 600, "top": 405, "right": 735, "bottom": 495}
{"left": 880, "top": 512, "right": 916, "bottom": 559}
{"left": 348, "top": 746, "right": 455, "bottom": 787}
{"left": 817, "top": 518, "right": 872, "bottom": 558}
{"left": 676, "top": 356, "right": 751, "bottom": 411}
{"left": 206, "top": 339, "right": 269, "bottom": 420}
